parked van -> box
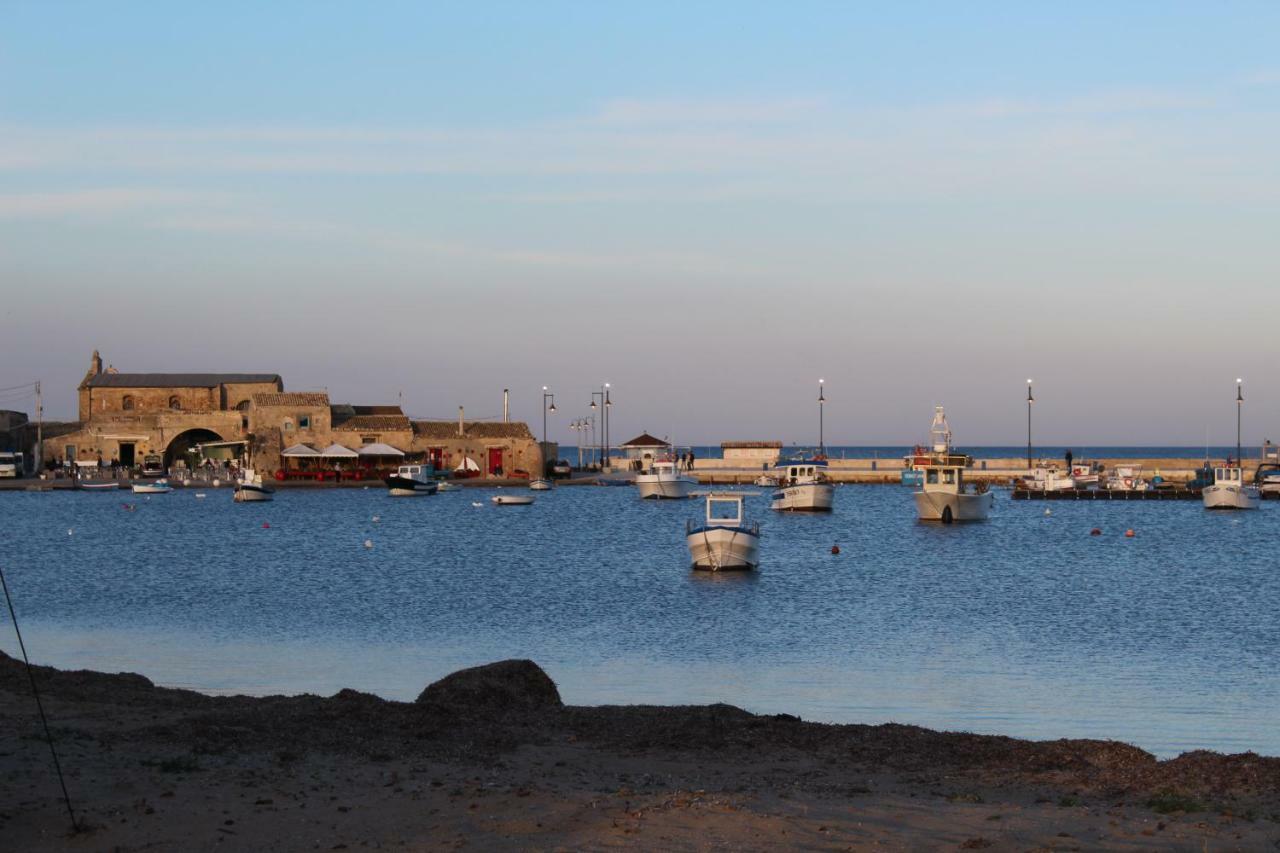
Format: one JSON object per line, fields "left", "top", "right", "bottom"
{"left": 0, "top": 451, "right": 24, "bottom": 478}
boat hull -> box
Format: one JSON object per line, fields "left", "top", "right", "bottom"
{"left": 529, "top": 479, "right": 553, "bottom": 491}
{"left": 686, "top": 525, "right": 759, "bottom": 571}
{"left": 234, "top": 484, "right": 274, "bottom": 503}
{"left": 914, "top": 490, "right": 993, "bottom": 522}
{"left": 492, "top": 495, "right": 534, "bottom": 505}
{"left": 636, "top": 475, "right": 695, "bottom": 500}
{"left": 385, "top": 476, "right": 438, "bottom": 497}
{"left": 78, "top": 482, "right": 122, "bottom": 491}
{"left": 769, "top": 482, "right": 834, "bottom": 512}
{"left": 131, "top": 485, "right": 172, "bottom": 494}
{"left": 1202, "top": 484, "right": 1261, "bottom": 510}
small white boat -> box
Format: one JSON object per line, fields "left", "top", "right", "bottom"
{"left": 1069, "top": 461, "right": 1103, "bottom": 488}
{"left": 492, "top": 494, "right": 535, "bottom": 506}
{"left": 435, "top": 481, "right": 460, "bottom": 492}
{"left": 1104, "top": 465, "right": 1148, "bottom": 492}
{"left": 529, "top": 478, "right": 554, "bottom": 491}
{"left": 234, "top": 469, "right": 275, "bottom": 503}
{"left": 753, "top": 474, "right": 779, "bottom": 488}
{"left": 78, "top": 481, "right": 121, "bottom": 491}
{"left": 1202, "top": 466, "right": 1261, "bottom": 510}
{"left": 131, "top": 479, "right": 172, "bottom": 494}
{"left": 909, "top": 407, "right": 993, "bottom": 523}
{"left": 1020, "top": 467, "right": 1076, "bottom": 492}
{"left": 384, "top": 464, "right": 439, "bottom": 497}
{"left": 686, "top": 492, "right": 760, "bottom": 571}
{"left": 769, "top": 459, "right": 834, "bottom": 512}
{"left": 636, "top": 459, "right": 695, "bottom": 500}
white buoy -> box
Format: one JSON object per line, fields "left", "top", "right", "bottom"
{"left": 1044, "top": 508, "right": 1052, "bottom": 516}
{"left": 195, "top": 493, "right": 206, "bottom": 499}
{"left": 471, "top": 501, "right": 483, "bottom": 508}
{"left": 363, "top": 539, "right": 373, "bottom": 549}
{"left": 371, "top": 515, "right": 381, "bottom": 523}
{"left": 212, "top": 478, "right": 221, "bottom": 488}
{"left": 67, "top": 528, "right": 74, "bottom": 536}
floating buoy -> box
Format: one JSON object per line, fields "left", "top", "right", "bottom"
{"left": 363, "top": 539, "right": 373, "bottom": 549}
{"left": 830, "top": 544, "right": 840, "bottom": 555}
{"left": 1125, "top": 529, "right": 1136, "bottom": 538}
{"left": 471, "top": 501, "right": 483, "bottom": 508}
{"left": 212, "top": 478, "right": 221, "bottom": 488}
{"left": 371, "top": 515, "right": 381, "bottom": 523}
{"left": 195, "top": 493, "right": 206, "bottom": 499}
{"left": 262, "top": 522, "right": 270, "bottom": 529}
{"left": 67, "top": 528, "right": 74, "bottom": 536}
{"left": 1044, "top": 508, "right": 1052, "bottom": 516}
{"left": 1090, "top": 528, "right": 1102, "bottom": 536}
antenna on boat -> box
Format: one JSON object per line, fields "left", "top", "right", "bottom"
{"left": 0, "top": 566, "right": 79, "bottom": 833}
{"left": 930, "top": 406, "right": 951, "bottom": 453}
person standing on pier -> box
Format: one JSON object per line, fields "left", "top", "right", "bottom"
{"left": 688, "top": 449, "right": 696, "bottom": 470}
{"left": 1065, "top": 449, "right": 1073, "bottom": 471}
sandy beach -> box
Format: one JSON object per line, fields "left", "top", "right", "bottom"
{"left": 3, "top": 652, "right": 1278, "bottom": 851}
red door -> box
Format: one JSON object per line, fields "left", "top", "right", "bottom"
{"left": 428, "top": 447, "right": 443, "bottom": 469}
{"left": 487, "top": 447, "right": 504, "bottom": 477}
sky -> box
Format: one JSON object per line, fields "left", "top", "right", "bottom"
{"left": 2, "top": 2, "right": 1279, "bottom": 445}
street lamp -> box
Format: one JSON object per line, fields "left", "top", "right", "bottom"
{"left": 591, "top": 383, "right": 612, "bottom": 471}
{"left": 1026, "top": 379, "right": 1034, "bottom": 471}
{"left": 818, "top": 378, "right": 826, "bottom": 458}
{"left": 1236, "top": 378, "right": 1244, "bottom": 467}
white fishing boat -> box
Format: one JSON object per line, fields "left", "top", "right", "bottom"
{"left": 131, "top": 479, "right": 172, "bottom": 494}
{"left": 636, "top": 459, "right": 695, "bottom": 500}
{"left": 529, "top": 478, "right": 554, "bottom": 491}
{"left": 1069, "top": 461, "right": 1103, "bottom": 488}
{"left": 769, "top": 459, "right": 835, "bottom": 512}
{"left": 77, "top": 481, "right": 121, "bottom": 491}
{"left": 1019, "top": 467, "right": 1076, "bottom": 492}
{"left": 492, "top": 494, "right": 535, "bottom": 506}
{"left": 384, "top": 464, "right": 439, "bottom": 497}
{"left": 753, "top": 473, "right": 779, "bottom": 488}
{"left": 909, "top": 407, "right": 993, "bottom": 523}
{"left": 1104, "top": 465, "right": 1148, "bottom": 492}
{"left": 1203, "top": 466, "right": 1261, "bottom": 510}
{"left": 686, "top": 492, "right": 760, "bottom": 571}
{"left": 233, "top": 469, "right": 275, "bottom": 503}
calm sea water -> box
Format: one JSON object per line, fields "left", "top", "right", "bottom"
{"left": 1, "top": 485, "right": 1276, "bottom": 759}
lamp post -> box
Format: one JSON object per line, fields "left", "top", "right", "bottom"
{"left": 818, "top": 378, "right": 825, "bottom": 458}
{"left": 541, "top": 387, "right": 556, "bottom": 476}
{"left": 590, "top": 383, "right": 611, "bottom": 471}
{"left": 1236, "top": 378, "right": 1243, "bottom": 467}
{"left": 1026, "top": 379, "right": 1034, "bottom": 471}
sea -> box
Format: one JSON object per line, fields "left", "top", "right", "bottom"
{"left": 625, "top": 445, "right": 1255, "bottom": 462}
{"left": 1, "top": 479, "right": 1276, "bottom": 760}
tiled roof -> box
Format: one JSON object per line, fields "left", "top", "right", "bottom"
{"left": 619, "top": 432, "right": 670, "bottom": 448}
{"left": 333, "top": 414, "right": 412, "bottom": 431}
{"left": 84, "top": 373, "right": 281, "bottom": 388}
{"left": 411, "top": 420, "right": 535, "bottom": 440}
{"left": 252, "top": 392, "right": 330, "bottom": 407}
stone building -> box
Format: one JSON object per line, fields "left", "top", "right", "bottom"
{"left": 721, "top": 441, "right": 783, "bottom": 463}
{"left": 46, "top": 351, "right": 282, "bottom": 469}
{"left": 44, "top": 350, "right": 543, "bottom": 479}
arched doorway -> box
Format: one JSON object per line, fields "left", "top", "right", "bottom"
{"left": 165, "top": 428, "right": 225, "bottom": 471}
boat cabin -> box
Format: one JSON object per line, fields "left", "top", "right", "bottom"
{"left": 395, "top": 463, "right": 434, "bottom": 480}
{"left": 1214, "top": 466, "right": 1244, "bottom": 486}
{"left": 907, "top": 407, "right": 981, "bottom": 495}
{"left": 706, "top": 494, "right": 746, "bottom": 527}
{"left": 773, "top": 459, "right": 829, "bottom": 485}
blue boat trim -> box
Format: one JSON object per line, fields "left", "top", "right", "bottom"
{"left": 687, "top": 524, "right": 760, "bottom": 537}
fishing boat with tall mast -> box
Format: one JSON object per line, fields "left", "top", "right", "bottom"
{"left": 769, "top": 379, "right": 835, "bottom": 512}
{"left": 909, "top": 406, "right": 993, "bottom": 522}
{"left": 1203, "top": 379, "right": 1261, "bottom": 510}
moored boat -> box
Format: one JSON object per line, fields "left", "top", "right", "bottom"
{"left": 529, "top": 478, "right": 554, "bottom": 491}
{"left": 1019, "top": 467, "right": 1076, "bottom": 492}
{"left": 384, "top": 464, "right": 439, "bottom": 497}
{"left": 131, "top": 479, "right": 172, "bottom": 494}
{"left": 769, "top": 459, "right": 835, "bottom": 512}
{"left": 910, "top": 407, "right": 993, "bottom": 523}
{"left": 1104, "top": 465, "right": 1148, "bottom": 492}
{"left": 78, "top": 481, "right": 122, "bottom": 491}
{"left": 1203, "top": 465, "right": 1260, "bottom": 510}
{"left": 686, "top": 492, "right": 760, "bottom": 571}
{"left": 234, "top": 469, "right": 275, "bottom": 503}
{"left": 636, "top": 459, "right": 695, "bottom": 500}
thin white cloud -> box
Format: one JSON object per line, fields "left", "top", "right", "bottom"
{"left": 0, "top": 187, "right": 233, "bottom": 218}
{"left": 595, "top": 96, "right": 831, "bottom": 124}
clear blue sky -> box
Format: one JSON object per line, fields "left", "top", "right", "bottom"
{"left": 3, "top": 2, "right": 1279, "bottom": 444}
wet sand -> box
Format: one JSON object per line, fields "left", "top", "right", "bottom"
{"left": 3, "top": 653, "right": 1277, "bottom": 851}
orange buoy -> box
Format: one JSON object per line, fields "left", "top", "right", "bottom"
{"left": 831, "top": 545, "right": 840, "bottom": 555}
{"left": 1090, "top": 528, "right": 1102, "bottom": 536}
{"left": 1125, "top": 529, "right": 1135, "bottom": 538}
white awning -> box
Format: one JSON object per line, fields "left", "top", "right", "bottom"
{"left": 319, "top": 443, "right": 360, "bottom": 458}
{"left": 281, "top": 443, "right": 322, "bottom": 457}
{"left": 356, "top": 442, "right": 405, "bottom": 457}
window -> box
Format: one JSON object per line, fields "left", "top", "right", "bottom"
{"left": 361, "top": 435, "right": 377, "bottom": 445}
{"left": 122, "top": 395, "right": 135, "bottom": 411}
{"left": 943, "top": 470, "right": 955, "bottom": 485}
{"left": 282, "top": 418, "right": 294, "bottom": 432}
{"left": 299, "top": 415, "right": 311, "bottom": 430}
{"left": 926, "top": 469, "right": 938, "bottom": 484}
{"left": 169, "top": 396, "right": 181, "bottom": 410}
